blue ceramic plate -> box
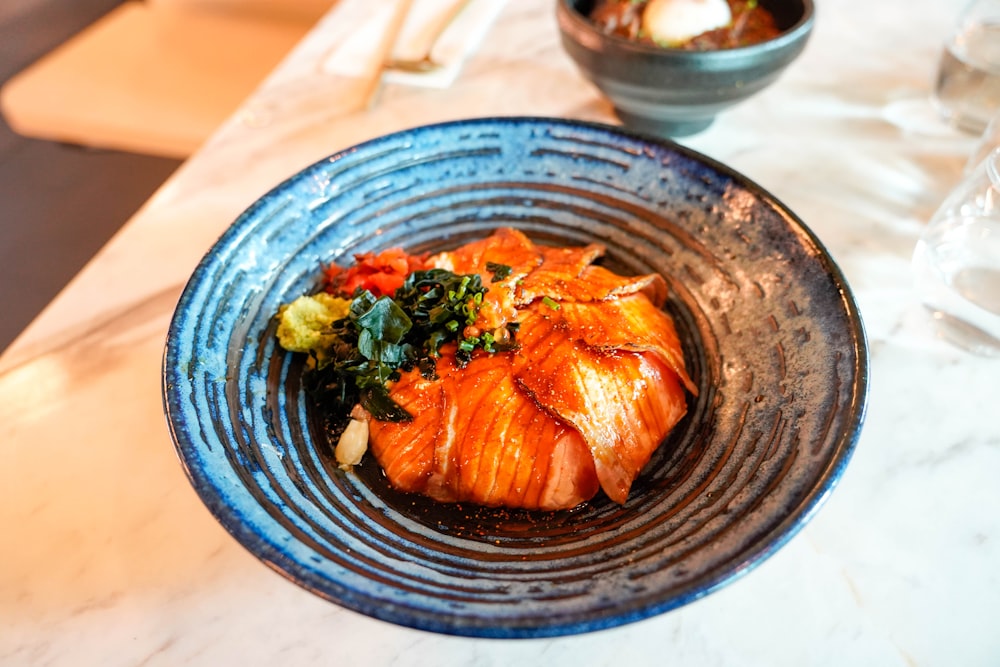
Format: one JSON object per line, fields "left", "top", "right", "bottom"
{"left": 162, "top": 117, "right": 868, "bottom": 638}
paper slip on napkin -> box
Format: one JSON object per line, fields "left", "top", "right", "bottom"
{"left": 383, "top": 0, "right": 507, "bottom": 89}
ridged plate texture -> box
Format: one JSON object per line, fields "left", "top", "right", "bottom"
{"left": 162, "top": 117, "right": 868, "bottom": 638}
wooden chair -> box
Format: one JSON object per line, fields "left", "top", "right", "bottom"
{"left": 0, "top": 0, "right": 334, "bottom": 158}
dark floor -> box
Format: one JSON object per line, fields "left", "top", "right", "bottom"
{"left": 0, "top": 0, "right": 182, "bottom": 355}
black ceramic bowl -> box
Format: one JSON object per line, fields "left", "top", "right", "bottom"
{"left": 557, "top": 0, "right": 815, "bottom": 136}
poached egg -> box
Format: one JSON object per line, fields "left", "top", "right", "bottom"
{"left": 642, "top": 0, "right": 733, "bottom": 45}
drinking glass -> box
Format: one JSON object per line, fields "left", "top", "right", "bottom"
{"left": 965, "top": 111, "right": 1000, "bottom": 173}
{"left": 932, "top": 0, "right": 1000, "bottom": 135}
{"left": 913, "top": 147, "right": 1000, "bottom": 355}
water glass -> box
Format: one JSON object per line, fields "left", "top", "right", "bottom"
{"left": 932, "top": 0, "right": 1000, "bottom": 134}
{"left": 913, "top": 148, "right": 1000, "bottom": 355}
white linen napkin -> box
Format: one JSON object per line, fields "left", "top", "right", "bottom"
{"left": 383, "top": 0, "right": 507, "bottom": 89}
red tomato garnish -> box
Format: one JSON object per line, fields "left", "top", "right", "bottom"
{"left": 325, "top": 247, "right": 429, "bottom": 298}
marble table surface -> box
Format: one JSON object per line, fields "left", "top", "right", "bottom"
{"left": 2, "top": 0, "right": 997, "bottom": 665}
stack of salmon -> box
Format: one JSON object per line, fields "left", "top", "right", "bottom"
{"left": 369, "top": 228, "right": 696, "bottom": 511}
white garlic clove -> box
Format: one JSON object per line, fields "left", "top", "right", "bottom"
{"left": 335, "top": 418, "right": 369, "bottom": 471}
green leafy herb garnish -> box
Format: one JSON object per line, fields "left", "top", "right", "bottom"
{"left": 283, "top": 267, "right": 518, "bottom": 426}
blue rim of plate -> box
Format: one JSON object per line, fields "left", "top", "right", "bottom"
{"left": 162, "top": 117, "right": 868, "bottom": 638}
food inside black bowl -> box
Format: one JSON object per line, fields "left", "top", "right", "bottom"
{"left": 557, "top": 0, "right": 814, "bottom": 136}
{"left": 589, "top": 0, "right": 782, "bottom": 49}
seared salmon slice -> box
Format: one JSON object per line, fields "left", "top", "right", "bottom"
{"left": 518, "top": 255, "right": 668, "bottom": 307}
{"left": 511, "top": 304, "right": 689, "bottom": 504}
{"left": 369, "top": 347, "right": 599, "bottom": 510}
{"left": 556, "top": 295, "right": 696, "bottom": 394}
{"left": 430, "top": 227, "right": 542, "bottom": 278}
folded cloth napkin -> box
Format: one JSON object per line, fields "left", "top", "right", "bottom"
{"left": 383, "top": 0, "right": 507, "bottom": 89}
